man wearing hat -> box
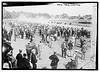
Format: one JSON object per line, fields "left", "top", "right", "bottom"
{"left": 49, "top": 52, "right": 59, "bottom": 69}
{"left": 72, "top": 50, "right": 79, "bottom": 69}
{"left": 61, "top": 42, "right": 67, "bottom": 58}
{"left": 29, "top": 49, "right": 37, "bottom": 69}
{"left": 16, "top": 49, "right": 23, "bottom": 69}
{"left": 26, "top": 43, "right": 33, "bottom": 60}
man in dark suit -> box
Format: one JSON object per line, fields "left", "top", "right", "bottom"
{"left": 61, "top": 42, "right": 67, "bottom": 58}
{"left": 68, "top": 41, "right": 73, "bottom": 50}
{"left": 30, "top": 49, "right": 37, "bottom": 69}
{"left": 16, "top": 49, "right": 23, "bottom": 69}
{"left": 21, "top": 53, "right": 30, "bottom": 69}
{"left": 49, "top": 52, "right": 59, "bottom": 69}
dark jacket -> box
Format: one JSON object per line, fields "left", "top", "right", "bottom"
{"left": 16, "top": 53, "right": 22, "bottom": 62}
{"left": 30, "top": 53, "right": 37, "bottom": 69}
{"left": 49, "top": 54, "right": 59, "bottom": 66}
{"left": 68, "top": 42, "right": 73, "bottom": 50}
{"left": 30, "top": 53, "right": 37, "bottom": 64}
{"left": 21, "top": 58, "right": 30, "bottom": 69}
{"left": 16, "top": 53, "right": 23, "bottom": 68}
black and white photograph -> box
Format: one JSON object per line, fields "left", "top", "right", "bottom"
{"left": 1, "top": 2, "right": 98, "bottom": 70}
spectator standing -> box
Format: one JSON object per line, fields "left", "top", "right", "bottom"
{"left": 16, "top": 49, "right": 23, "bottom": 69}
{"left": 29, "top": 49, "right": 37, "bottom": 69}
{"left": 21, "top": 53, "right": 30, "bottom": 69}
{"left": 49, "top": 52, "right": 59, "bottom": 69}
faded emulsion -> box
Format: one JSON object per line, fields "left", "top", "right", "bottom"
{"left": 1, "top": 2, "right": 98, "bottom": 70}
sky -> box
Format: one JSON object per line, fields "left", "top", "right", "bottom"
{"left": 4, "top": 3, "right": 93, "bottom": 16}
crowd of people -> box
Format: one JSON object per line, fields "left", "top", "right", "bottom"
{"left": 2, "top": 20, "right": 91, "bottom": 69}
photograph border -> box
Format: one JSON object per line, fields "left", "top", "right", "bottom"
{"left": 1, "top": 1, "right": 99, "bottom": 70}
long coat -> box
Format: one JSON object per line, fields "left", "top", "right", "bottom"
{"left": 16, "top": 53, "right": 23, "bottom": 68}
{"left": 21, "top": 58, "right": 30, "bottom": 69}
{"left": 30, "top": 53, "right": 37, "bottom": 69}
